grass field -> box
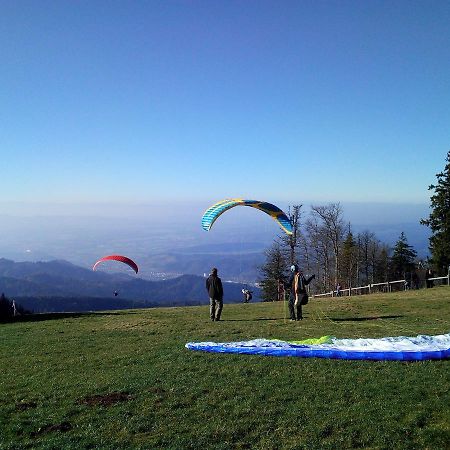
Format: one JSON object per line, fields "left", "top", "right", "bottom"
{"left": 1, "top": 287, "right": 449, "bottom": 449}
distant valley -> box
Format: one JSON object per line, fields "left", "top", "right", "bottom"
{"left": 0, "top": 259, "right": 260, "bottom": 313}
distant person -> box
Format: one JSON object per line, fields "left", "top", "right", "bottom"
{"left": 114, "top": 290, "right": 119, "bottom": 297}
{"left": 425, "top": 269, "right": 434, "bottom": 288}
{"left": 11, "top": 299, "right": 17, "bottom": 317}
{"left": 411, "top": 271, "right": 420, "bottom": 289}
{"left": 336, "top": 282, "right": 342, "bottom": 297}
{"left": 277, "top": 279, "right": 285, "bottom": 302}
{"left": 287, "top": 265, "right": 315, "bottom": 321}
{"left": 206, "top": 268, "right": 224, "bottom": 321}
{"left": 242, "top": 289, "right": 253, "bottom": 303}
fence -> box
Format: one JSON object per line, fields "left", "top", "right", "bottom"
{"left": 312, "top": 274, "right": 450, "bottom": 298}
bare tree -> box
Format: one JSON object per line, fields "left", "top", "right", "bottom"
{"left": 280, "top": 205, "right": 303, "bottom": 265}
{"left": 357, "top": 230, "right": 377, "bottom": 285}
{"left": 260, "top": 205, "right": 310, "bottom": 299}
{"left": 310, "top": 203, "right": 345, "bottom": 287}
{"left": 305, "top": 214, "right": 332, "bottom": 292}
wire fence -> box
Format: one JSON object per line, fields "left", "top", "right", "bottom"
{"left": 312, "top": 274, "right": 450, "bottom": 298}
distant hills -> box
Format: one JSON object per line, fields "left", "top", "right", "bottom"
{"left": 0, "top": 259, "right": 259, "bottom": 313}
{"left": 138, "top": 245, "right": 265, "bottom": 282}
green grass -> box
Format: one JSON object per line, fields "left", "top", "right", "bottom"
{"left": 1, "top": 287, "right": 449, "bottom": 449}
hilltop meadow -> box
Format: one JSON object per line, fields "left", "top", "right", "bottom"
{"left": 1, "top": 287, "right": 449, "bottom": 449}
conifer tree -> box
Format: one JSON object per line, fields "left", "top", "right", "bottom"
{"left": 390, "top": 232, "right": 417, "bottom": 279}
{"left": 340, "top": 227, "right": 358, "bottom": 289}
{"left": 259, "top": 205, "right": 303, "bottom": 301}
{"left": 374, "top": 245, "right": 390, "bottom": 282}
{"left": 421, "top": 150, "right": 450, "bottom": 275}
{"left": 258, "top": 241, "right": 289, "bottom": 302}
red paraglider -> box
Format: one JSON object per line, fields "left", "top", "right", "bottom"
{"left": 92, "top": 255, "right": 139, "bottom": 274}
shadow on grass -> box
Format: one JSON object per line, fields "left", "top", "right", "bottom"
{"left": 1, "top": 309, "right": 140, "bottom": 324}
{"left": 330, "top": 315, "right": 404, "bottom": 322}
{"left": 222, "top": 317, "right": 285, "bottom": 322}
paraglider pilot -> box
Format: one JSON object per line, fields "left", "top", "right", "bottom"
{"left": 287, "top": 265, "right": 315, "bottom": 321}
{"left": 206, "top": 267, "right": 224, "bottom": 321}
{"left": 242, "top": 288, "right": 253, "bottom": 303}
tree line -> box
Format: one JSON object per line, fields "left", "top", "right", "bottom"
{"left": 259, "top": 150, "right": 450, "bottom": 301}
{"left": 0, "top": 293, "right": 29, "bottom": 321}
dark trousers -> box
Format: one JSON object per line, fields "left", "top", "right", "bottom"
{"left": 288, "top": 297, "right": 303, "bottom": 320}
{"left": 210, "top": 298, "right": 223, "bottom": 321}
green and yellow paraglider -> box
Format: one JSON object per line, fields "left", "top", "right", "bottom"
{"left": 201, "top": 198, "right": 293, "bottom": 235}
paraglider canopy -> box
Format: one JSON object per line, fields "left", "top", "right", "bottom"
{"left": 92, "top": 255, "right": 139, "bottom": 274}
{"left": 201, "top": 198, "right": 293, "bottom": 235}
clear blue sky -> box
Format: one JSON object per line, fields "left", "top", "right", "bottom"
{"left": 2, "top": 0, "right": 449, "bottom": 207}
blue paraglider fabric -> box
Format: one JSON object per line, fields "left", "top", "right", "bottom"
{"left": 186, "top": 334, "right": 450, "bottom": 361}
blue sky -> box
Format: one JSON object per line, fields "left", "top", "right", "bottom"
{"left": 2, "top": 0, "right": 449, "bottom": 209}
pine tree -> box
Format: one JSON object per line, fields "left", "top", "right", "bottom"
{"left": 258, "top": 241, "right": 289, "bottom": 302}
{"left": 390, "top": 232, "right": 417, "bottom": 279}
{"left": 374, "top": 245, "right": 390, "bottom": 282}
{"left": 340, "top": 227, "right": 358, "bottom": 289}
{"left": 259, "top": 205, "right": 303, "bottom": 301}
{"left": 421, "top": 150, "right": 450, "bottom": 275}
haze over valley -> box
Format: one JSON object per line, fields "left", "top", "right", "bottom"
{"left": 0, "top": 201, "right": 430, "bottom": 284}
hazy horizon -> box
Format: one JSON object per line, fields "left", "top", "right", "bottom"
{"left": 0, "top": 200, "right": 431, "bottom": 277}
{"left": 0, "top": 198, "right": 430, "bottom": 222}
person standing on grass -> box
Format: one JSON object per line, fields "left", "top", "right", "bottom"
{"left": 425, "top": 268, "right": 434, "bottom": 288}
{"left": 412, "top": 271, "right": 420, "bottom": 289}
{"left": 287, "top": 264, "right": 315, "bottom": 321}
{"left": 242, "top": 288, "right": 253, "bottom": 303}
{"left": 206, "top": 267, "right": 224, "bottom": 321}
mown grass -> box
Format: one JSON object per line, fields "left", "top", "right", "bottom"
{"left": 1, "top": 287, "right": 449, "bottom": 449}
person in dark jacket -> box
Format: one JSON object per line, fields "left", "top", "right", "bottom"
{"left": 425, "top": 269, "right": 434, "bottom": 288}
{"left": 411, "top": 271, "right": 420, "bottom": 289}
{"left": 206, "top": 267, "right": 224, "bottom": 321}
{"left": 287, "top": 264, "right": 315, "bottom": 321}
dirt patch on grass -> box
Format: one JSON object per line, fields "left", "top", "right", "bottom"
{"left": 77, "top": 391, "right": 133, "bottom": 407}
{"left": 31, "top": 421, "right": 72, "bottom": 437}
{"left": 15, "top": 401, "right": 37, "bottom": 411}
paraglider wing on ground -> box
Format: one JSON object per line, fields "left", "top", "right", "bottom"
{"left": 186, "top": 334, "right": 450, "bottom": 361}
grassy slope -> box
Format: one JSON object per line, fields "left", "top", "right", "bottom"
{"left": 0, "top": 287, "right": 449, "bottom": 449}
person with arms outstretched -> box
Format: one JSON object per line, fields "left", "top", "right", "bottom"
{"left": 287, "top": 265, "right": 315, "bottom": 321}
